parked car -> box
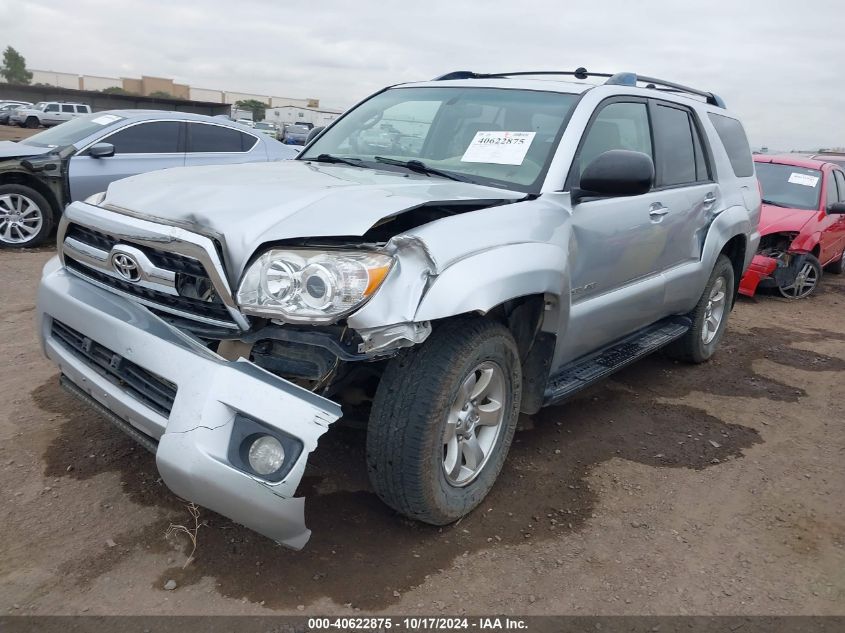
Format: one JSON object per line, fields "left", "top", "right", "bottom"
{"left": 12, "top": 102, "right": 91, "bottom": 128}
{"left": 282, "top": 124, "right": 310, "bottom": 145}
{"left": 739, "top": 155, "right": 845, "bottom": 299}
{"left": 253, "top": 121, "right": 280, "bottom": 140}
{"left": 0, "top": 110, "right": 298, "bottom": 247}
{"left": 0, "top": 101, "right": 32, "bottom": 125}
{"left": 37, "top": 69, "right": 759, "bottom": 549}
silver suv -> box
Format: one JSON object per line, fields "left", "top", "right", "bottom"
{"left": 13, "top": 101, "right": 91, "bottom": 128}
{"left": 37, "top": 69, "right": 760, "bottom": 549}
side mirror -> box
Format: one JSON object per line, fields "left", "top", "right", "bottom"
{"left": 573, "top": 149, "right": 654, "bottom": 203}
{"left": 828, "top": 202, "right": 845, "bottom": 215}
{"left": 88, "top": 142, "right": 115, "bottom": 158}
{"left": 305, "top": 126, "right": 325, "bottom": 145}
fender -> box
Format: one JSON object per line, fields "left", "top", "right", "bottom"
{"left": 414, "top": 242, "right": 568, "bottom": 322}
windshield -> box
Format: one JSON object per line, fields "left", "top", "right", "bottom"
{"left": 300, "top": 87, "right": 579, "bottom": 192}
{"left": 288, "top": 126, "right": 308, "bottom": 134}
{"left": 755, "top": 162, "right": 822, "bottom": 211}
{"left": 21, "top": 113, "right": 126, "bottom": 148}
{"left": 255, "top": 123, "right": 274, "bottom": 130}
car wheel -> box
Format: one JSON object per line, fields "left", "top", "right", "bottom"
{"left": 366, "top": 318, "right": 522, "bottom": 525}
{"left": 0, "top": 185, "right": 54, "bottom": 248}
{"left": 666, "top": 254, "right": 734, "bottom": 364}
{"left": 778, "top": 255, "right": 822, "bottom": 299}
{"left": 24, "top": 117, "right": 39, "bottom": 129}
{"left": 825, "top": 248, "right": 845, "bottom": 275}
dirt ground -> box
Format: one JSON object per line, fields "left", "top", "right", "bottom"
{"left": 1, "top": 243, "right": 844, "bottom": 616}
{"left": 0, "top": 125, "right": 38, "bottom": 142}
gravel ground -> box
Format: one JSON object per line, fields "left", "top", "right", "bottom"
{"left": 1, "top": 243, "right": 843, "bottom": 615}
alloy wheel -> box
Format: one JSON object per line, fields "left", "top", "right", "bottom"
{"left": 778, "top": 262, "right": 818, "bottom": 299}
{"left": 0, "top": 193, "right": 44, "bottom": 245}
{"left": 701, "top": 275, "right": 727, "bottom": 344}
{"left": 442, "top": 361, "right": 506, "bottom": 487}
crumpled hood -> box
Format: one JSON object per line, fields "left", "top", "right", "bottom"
{"left": 758, "top": 203, "right": 816, "bottom": 235}
{"left": 0, "top": 140, "right": 55, "bottom": 159}
{"left": 102, "top": 160, "right": 525, "bottom": 262}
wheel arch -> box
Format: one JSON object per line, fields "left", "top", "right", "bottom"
{"left": 0, "top": 171, "right": 62, "bottom": 218}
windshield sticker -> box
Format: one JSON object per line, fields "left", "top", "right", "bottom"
{"left": 91, "top": 114, "right": 123, "bottom": 125}
{"left": 461, "top": 131, "right": 536, "bottom": 165}
{"left": 788, "top": 172, "right": 819, "bottom": 187}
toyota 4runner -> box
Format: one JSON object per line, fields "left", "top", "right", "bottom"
{"left": 37, "top": 69, "right": 760, "bottom": 549}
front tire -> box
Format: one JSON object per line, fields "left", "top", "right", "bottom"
{"left": 24, "top": 117, "right": 39, "bottom": 129}
{"left": 666, "top": 254, "right": 735, "bottom": 364}
{"left": 0, "top": 185, "right": 54, "bottom": 248}
{"left": 366, "top": 318, "right": 522, "bottom": 525}
{"left": 778, "top": 255, "right": 821, "bottom": 299}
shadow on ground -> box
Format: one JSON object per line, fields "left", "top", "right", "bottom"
{"left": 35, "top": 319, "right": 845, "bottom": 609}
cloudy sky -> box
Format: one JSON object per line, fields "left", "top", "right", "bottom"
{"left": 1, "top": 0, "right": 842, "bottom": 150}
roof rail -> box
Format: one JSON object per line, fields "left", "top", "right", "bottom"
{"left": 433, "top": 67, "right": 611, "bottom": 81}
{"left": 605, "top": 72, "right": 726, "bottom": 108}
{"left": 431, "top": 68, "right": 726, "bottom": 108}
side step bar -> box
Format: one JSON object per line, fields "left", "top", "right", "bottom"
{"left": 543, "top": 318, "right": 690, "bottom": 405}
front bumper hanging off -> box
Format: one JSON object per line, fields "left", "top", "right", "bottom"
{"left": 37, "top": 257, "right": 342, "bottom": 550}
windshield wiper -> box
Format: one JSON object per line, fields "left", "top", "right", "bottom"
{"left": 373, "top": 156, "right": 469, "bottom": 183}
{"left": 761, "top": 198, "right": 792, "bottom": 208}
{"left": 310, "top": 153, "right": 369, "bottom": 168}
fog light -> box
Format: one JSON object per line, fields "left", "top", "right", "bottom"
{"left": 247, "top": 435, "right": 285, "bottom": 475}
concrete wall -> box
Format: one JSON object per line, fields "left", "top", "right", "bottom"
{"left": 190, "top": 87, "right": 223, "bottom": 103}
{"left": 224, "top": 92, "right": 270, "bottom": 105}
{"left": 81, "top": 75, "right": 122, "bottom": 91}
{"left": 31, "top": 70, "right": 79, "bottom": 90}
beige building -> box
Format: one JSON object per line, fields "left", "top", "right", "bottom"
{"left": 29, "top": 68, "right": 320, "bottom": 107}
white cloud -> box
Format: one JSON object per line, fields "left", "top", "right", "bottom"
{"left": 1, "top": 0, "right": 842, "bottom": 149}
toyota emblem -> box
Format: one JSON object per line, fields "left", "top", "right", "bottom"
{"left": 111, "top": 252, "right": 141, "bottom": 281}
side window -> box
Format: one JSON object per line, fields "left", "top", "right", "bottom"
{"left": 826, "top": 171, "right": 839, "bottom": 208}
{"left": 76, "top": 105, "right": 90, "bottom": 114}
{"left": 105, "top": 121, "right": 181, "bottom": 154}
{"left": 707, "top": 113, "right": 754, "bottom": 177}
{"left": 576, "top": 101, "right": 652, "bottom": 180}
{"left": 188, "top": 123, "right": 254, "bottom": 152}
{"left": 653, "top": 105, "right": 697, "bottom": 186}
{"left": 835, "top": 171, "right": 845, "bottom": 203}
{"left": 61, "top": 105, "right": 75, "bottom": 113}
{"left": 45, "top": 104, "right": 59, "bottom": 112}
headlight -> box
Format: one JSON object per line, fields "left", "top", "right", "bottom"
{"left": 236, "top": 248, "right": 394, "bottom": 323}
{"left": 84, "top": 191, "right": 106, "bottom": 206}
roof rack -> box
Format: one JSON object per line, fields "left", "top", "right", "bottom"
{"left": 432, "top": 68, "right": 726, "bottom": 108}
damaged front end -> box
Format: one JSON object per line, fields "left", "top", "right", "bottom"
{"left": 738, "top": 232, "right": 804, "bottom": 297}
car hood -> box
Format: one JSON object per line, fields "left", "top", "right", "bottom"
{"left": 0, "top": 141, "right": 55, "bottom": 159}
{"left": 758, "top": 203, "right": 816, "bottom": 235}
{"left": 102, "top": 160, "right": 525, "bottom": 269}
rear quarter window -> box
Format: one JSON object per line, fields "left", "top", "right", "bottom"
{"left": 707, "top": 113, "right": 754, "bottom": 178}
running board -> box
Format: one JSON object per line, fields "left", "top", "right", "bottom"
{"left": 543, "top": 318, "right": 690, "bottom": 405}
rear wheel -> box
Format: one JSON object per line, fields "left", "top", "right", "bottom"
{"left": 778, "top": 255, "right": 821, "bottom": 299}
{"left": 0, "top": 185, "right": 54, "bottom": 248}
{"left": 666, "top": 254, "right": 734, "bottom": 364}
{"left": 366, "top": 318, "right": 521, "bottom": 525}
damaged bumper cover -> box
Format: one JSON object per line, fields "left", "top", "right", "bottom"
{"left": 36, "top": 257, "right": 342, "bottom": 549}
{"left": 738, "top": 251, "right": 808, "bottom": 297}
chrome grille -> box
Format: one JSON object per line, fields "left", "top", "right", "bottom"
{"left": 62, "top": 222, "right": 240, "bottom": 330}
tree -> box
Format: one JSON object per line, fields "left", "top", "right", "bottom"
{"left": 0, "top": 46, "right": 33, "bottom": 85}
{"left": 236, "top": 99, "right": 267, "bottom": 122}
{"left": 149, "top": 90, "right": 178, "bottom": 99}
{"left": 101, "top": 86, "right": 135, "bottom": 95}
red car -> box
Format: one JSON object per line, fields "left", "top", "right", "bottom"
{"left": 739, "top": 155, "right": 845, "bottom": 299}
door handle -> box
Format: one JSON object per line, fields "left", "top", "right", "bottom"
{"left": 703, "top": 192, "right": 717, "bottom": 208}
{"left": 649, "top": 202, "right": 669, "bottom": 218}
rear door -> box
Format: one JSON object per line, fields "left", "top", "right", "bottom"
{"left": 183, "top": 122, "right": 265, "bottom": 166}
{"left": 68, "top": 120, "right": 186, "bottom": 202}
{"left": 647, "top": 100, "right": 719, "bottom": 313}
